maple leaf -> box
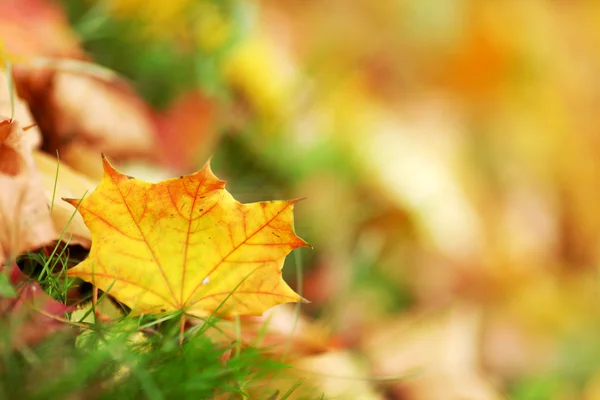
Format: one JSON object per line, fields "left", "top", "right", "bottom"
{"left": 65, "top": 156, "right": 310, "bottom": 318}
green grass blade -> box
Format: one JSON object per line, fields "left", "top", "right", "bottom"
{"left": 50, "top": 151, "right": 60, "bottom": 212}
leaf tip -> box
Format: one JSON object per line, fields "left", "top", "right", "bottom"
{"left": 62, "top": 197, "right": 77, "bottom": 206}
{"left": 294, "top": 236, "right": 312, "bottom": 249}
{"left": 289, "top": 197, "right": 308, "bottom": 206}
{"left": 197, "top": 157, "right": 227, "bottom": 188}
{"left": 101, "top": 154, "right": 118, "bottom": 175}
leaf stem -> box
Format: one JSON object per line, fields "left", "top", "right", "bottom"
{"left": 179, "top": 313, "right": 186, "bottom": 346}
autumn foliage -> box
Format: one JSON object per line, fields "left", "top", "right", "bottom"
{"left": 4, "top": 0, "right": 600, "bottom": 399}
{"left": 66, "top": 156, "right": 308, "bottom": 318}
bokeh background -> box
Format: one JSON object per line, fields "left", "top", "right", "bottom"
{"left": 3, "top": 0, "right": 600, "bottom": 398}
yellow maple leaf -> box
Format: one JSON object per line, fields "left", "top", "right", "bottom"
{"left": 65, "top": 156, "right": 310, "bottom": 319}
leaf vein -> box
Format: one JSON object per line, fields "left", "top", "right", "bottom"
{"left": 184, "top": 202, "right": 293, "bottom": 305}
{"left": 110, "top": 173, "right": 179, "bottom": 307}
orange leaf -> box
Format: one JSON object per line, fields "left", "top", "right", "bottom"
{"left": 65, "top": 156, "right": 310, "bottom": 318}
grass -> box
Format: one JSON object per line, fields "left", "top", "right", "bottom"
{"left": 0, "top": 312, "right": 290, "bottom": 399}
{"left": 2, "top": 231, "right": 316, "bottom": 400}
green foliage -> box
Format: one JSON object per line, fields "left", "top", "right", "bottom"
{"left": 0, "top": 318, "right": 288, "bottom": 400}
{"left": 0, "top": 246, "right": 310, "bottom": 399}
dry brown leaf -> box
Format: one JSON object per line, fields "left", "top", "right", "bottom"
{"left": 14, "top": 65, "right": 158, "bottom": 179}
{"left": 0, "top": 119, "right": 55, "bottom": 264}
{"left": 0, "top": 70, "right": 41, "bottom": 149}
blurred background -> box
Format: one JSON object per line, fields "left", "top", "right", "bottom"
{"left": 3, "top": 0, "right": 600, "bottom": 399}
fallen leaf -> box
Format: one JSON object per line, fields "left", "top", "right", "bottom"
{"left": 65, "top": 156, "right": 309, "bottom": 318}
{"left": 0, "top": 119, "right": 55, "bottom": 265}
{"left": 0, "top": 119, "right": 23, "bottom": 176}
{"left": 0, "top": 70, "right": 41, "bottom": 152}
{"left": 14, "top": 65, "right": 158, "bottom": 180}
